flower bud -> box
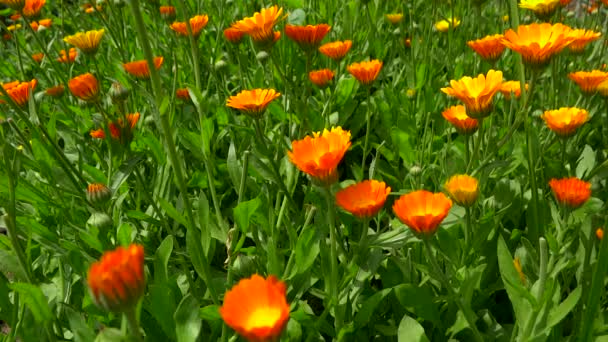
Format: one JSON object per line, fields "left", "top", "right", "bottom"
{"left": 87, "top": 212, "right": 113, "bottom": 230}
{"left": 87, "top": 183, "right": 112, "bottom": 205}
{"left": 110, "top": 82, "right": 130, "bottom": 102}
{"left": 214, "top": 60, "right": 227, "bottom": 71}
{"left": 256, "top": 51, "right": 270, "bottom": 62}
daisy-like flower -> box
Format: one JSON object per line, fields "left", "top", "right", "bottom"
{"left": 176, "top": 88, "right": 191, "bottom": 101}
{"left": 32, "top": 52, "right": 44, "bottom": 63}
{"left": 287, "top": 127, "right": 351, "bottom": 185}
{"left": 441, "top": 69, "right": 503, "bottom": 119}
{"left": 64, "top": 29, "right": 105, "bottom": 55}
{"left": 548, "top": 177, "right": 591, "bottom": 209}
{"left": 220, "top": 274, "right": 290, "bottom": 342}
{"left": 22, "top": 0, "right": 45, "bottom": 18}
{"left": 393, "top": 190, "right": 453, "bottom": 238}
{"left": 90, "top": 113, "right": 140, "bottom": 141}
{"left": 224, "top": 26, "right": 245, "bottom": 44}
{"left": 226, "top": 89, "right": 281, "bottom": 118}
{"left": 57, "top": 48, "right": 77, "bottom": 63}
{"left": 2, "top": 0, "right": 25, "bottom": 11}
{"left": 319, "top": 40, "right": 353, "bottom": 62}
{"left": 519, "top": 0, "right": 561, "bottom": 20}
{"left": 435, "top": 17, "right": 460, "bottom": 32}
{"left": 285, "top": 24, "right": 331, "bottom": 52}
{"left": 441, "top": 105, "right": 478, "bottom": 135}
{"left": 309, "top": 69, "right": 334, "bottom": 88}
{"left": 123, "top": 57, "right": 164, "bottom": 79}
{"left": 567, "top": 29, "right": 601, "bottom": 53}
{"left": 347, "top": 59, "right": 383, "bottom": 85}
{"left": 232, "top": 5, "right": 285, "bottom": 47}
{"left": 86, "top": 183, "right": 112, "bottom": 205}
{"left": 68, "top": 73, "right": 99, "bottom": 102}
{"left": 45, "top": 85, "right": 64, "bottom": 98}
{"left": 170, "top": 14, "right": 209, "bottom": 39}
{"left": 0, "top": 79, "right": 37, "bottom": 107}
{"left": 499, "top": 81, "right": 528, "bottom": 100}
{"left": 159, "top": 6, "right": 176, "bottom": 21}
{"left": 87, "top": 244, "right": 145, "bottom": 312}
{"left": 444, "top": 174, "right": 479, "bottom": 207}
{"left": 467, "top": 34, "right": 506, "bottom": 63}
{"left": 501, "top": 23, "right": 574, "bottom": 69}
{"left": 385, "top": 13, "right": 404, "bottom": 25}
{"left": 568, "top": 70, "right": 608, "bottom": 94}
{"left": 335, "top": 180, "right": 391, "bottom": 219}
{"left": 541, "top": 107, "right": 588, "bottom": 138}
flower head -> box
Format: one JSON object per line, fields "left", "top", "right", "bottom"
{"left": 68, "top": 73, "right": 99, "bottom": 102}
{"left": 467, "top": 34, "right": 506, "bottom": 63}
{"left": 285, "top": 24, "right": 331, "bottom": 52}
{"left": 1, "top": 79, "right": 37, "bottom": 107}
{"left": 441, "top": 105, "right": 478, "bottom": 135}
{"left": 176, "top": 88, "right": 191, "bottom": 101}
{"left": 441, "top": 69, "right": 503, "bottom": 119}
{"left": 336, "top": 180, "right": 391, "bottom": 219}
{"left": 598, "top": 80, "right": 608, "bottom": 97}
{"left": 288, "top": 127, "right": 351, "bottom": 185}
{"left": 22, "top": 0, "right": 45, "bottom": 18}
{"left": 393, "top": 190, "right": 452, "bottom": 238}
{"left": 319, "top": 40, "right": 352, "bottom": 61}
{"left": 501, "top": 23, "right": 574, "bottom": 69}
{"left": 64, "top": 29, "right": 105, "bottom": 55}
{"left": 548, "top": 177, "right": 591, "bottom": 209}
{"left": 32, "top": 52, "right": 44, "bottom": 63}
{"left": 519, "top": 0, "right": 561, "bottom": 19}
{"left": 57, "top": 48, "right": 78, "bottom": 63}
{"left": 444, "top": 174, "right": 479, "bottom": 207}
{"left": 386, "top": 13, "right": 403, "bottom": 25}
{"left": 90, "top": 113, "right": 140, "bottom": 141}
{"left": 348, "top": 59, "right": 383, "bottom": 85}
{"left": 597, "top": 228, "right": 604, "bottom": 240}
{"left": 159, "top": 6, "right": 176, "bottom": 21}
{"left": 220, "top": 274, "right": 290, "bottom": 342}
{"left": 568, "top": 70, "right": 608, "bottom": 94}
{"left": 541, "top": 107, "right": 588, "bottom": 138}
{"left": 567, "top": 29, "right": 601, "bottom": 53}
{"left": 87, "top": 244, "right": 145, "bottom": 312}
{"left": 224, "top": 26, "right": 245, "bottom": 44}
{"left": 499, "top": 81, "right": 528, "bottom": 100}
{"left": 226, "top": 89, "right": 281, "bottom": 118}
{"left": 232, "top": 5, "right": 285, "bottom": 47}
{"left": 45, "top": 85, "right": 64, "bottom": 98}
{"left": 30, "top": 18, "right": 51, "bottom": 31}
{"left": 309, "top": 69, "right": 334, "bottom": 88}
{"left": 435, "top": 17, "right": 460, "bottom": 32}
{"left": 170, "top": 14, "right": 209, "bottom": 38}
{"left": 123, "top": 57, "right": 164, "bottom": 79}
{"left": 87, "top": 183, "right": 112, "bottom": 205}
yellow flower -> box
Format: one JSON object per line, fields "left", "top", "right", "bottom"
{"left": 435, "top": 18, "right": 460, "bottom": 32}
{"left": 519, "top": 0, "right": 561, "bottom": 19}
{"left": 501, "top": 23, "right": 573, "bottom": 69}
{"left": 444, "top": 174, "right": 479, "bottom": 207}
{"left": 64, "top": 29, "right": 105, "bottom": 55}
{"left": 541, "top": 107, "right": 588, "bottom": 138}
{"left": 441, "top": 70, "right": 503, "bottom": 119}
{"left": 385, "top": 13, "right": 403, "bottom": 25}
{"left": 232, "top": 5, "right": 285, "bottom": 47}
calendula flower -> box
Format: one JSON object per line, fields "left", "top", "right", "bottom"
{"left": 87, "top": 183, "right": 112, "bottom": 205}
{"left": 224, "top": 26, "right": 245, "bottom": 44}
{"left": 548, "top": 177, "right": 591, "bottom": 209}
{"left": 90, "top": 113, "right": 140, "bottom": 140}
{"left": 1, "top": 0, "right": 25, "bottom": 11}
{"left": 568, "top": 29, "right": 601, "bottom": 53}
{"left": 288, "top": 127, "right": 351, "bottom": 185}
{"left": 7, "top": 23, "right": 21, "bottom": 32}
{"left": 319, "top": 40, "right": 353, "bottom": 62}
{"left": 45, "top": 85, "right": 64, "bottom": 97}
{"left": 87, "top": 244, "right": 145, "bottom": 312}
{"left": 57, "top": 48, "right": 78, "bottom": 63}
{"left": 123, "top": 57, "right": 164, "bottom": 79}
{"left": 226, "top": 89, "right": 281, "bottom": 118}
{"left": 467, "top": 34, "right": 506, "bottom": 63}
{"left": 598, "top": 80, "right": 608, "bottom": 97}
{"left": 385, "top": 13, "right": 403, "bottom": 25}
{"left": 441, "top": 69, "right": 503, "bottom": 119}
{"left": 309, "top": 69, "right": 334, "bottom": 88}
{"left": 285, "top": 24, "right": 331, "bottom": 52}
{"left": 32, "top": 52, "right": 44, "bottom": 63}
{"left": 29, "top": 18, "right": 51, "bottom": 32}
{"left": 519, "top": 0, "right": 561, "bottom": 19}
{"left": 444, "top": 174, "right": 479, "bottom": 207}
{"left": 22, "top": 0, "right": 45, "bottom": 18}
{"left": 176, "top": 88, "right": 191, "bottom": 101}
{"left": 541, "top": 107, "right": 588, "bottom": 138}
{"left": 64, "top": 29, "right": 105, "bottom": 55}
{"left": 159, "top": 6, "right": 176, "bottom": 21}
{"left": 435, "top": 17, "right": 460, "bottom": 32}
{"left": 0, "top": 79, "right": 37, "bottom": 107}
{"left": 597, "top": 228, "right": 603, "bottom": 240}
{"left": 348, "top": 59, "right": 383, "bottom": 85}
{"left": 232, "top": 5, "right": 285, "bottom": 47}
{"left": 170, "top": 14, "right": 209, "bottom": 38}
{"left": 393, "top": 190, "right": 453, "bottom": 238}
{"left": 220, "top": 275, "right": 290, "bottom": 342}
{"left": 568, "top": 70, "right": 608, "bottom": 94}
{"left": 501, "top": 23, "right": 574, "bottom": 69}
{"left": 499, "top": 81, "right": 528, "bottom": 100}
{"left": 335, "top": 180, "right": 391, "bottom": 219}
{"left": 68, "top": 73, "right": 99, "bottom": 102}
{"left": 441, "top": 105, "right": 478, "bottom": 135}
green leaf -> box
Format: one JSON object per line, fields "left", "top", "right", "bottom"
{"left": 576, "top": 145, "right": 596, "bottom": 179}
{"left": 147, "top": 284, "right": 177, "bottom": 340}
{"left": 154, "top": 236, "right": 173, "bottom": 284}
{"left": 233, "top": 197, "right": 261, "bottom": 234}
{"left": 335, "top": 77, "right": 357, "bottom": 106}
{"left": 397, "top": 315, "right": 430, "bottom": 342}
{"left": 66, "top": 307, "right": 96, "bottom": 342}
{"left": 159, "top": 198, "right": 189, "bottom": 228}
{"left": 9, "top": 283, "right": 52, "bottom": 323}
{"left": 354, "top": 288, "right": 392, "bottom": 329}
{"left": 141, "top": 134, "right": 166, "bottom": 165}
{"left": 116, "top": 223, "right": 133, "bottom": 246}
{"left": 94, "top": 328, "right": 127, "bottom": 342}
{"left": 295, "top": 226, "right": 320, "bottom": 275}
{"left": 0, "top": 249, "right": 27, "bottom": 281}
{"left": 227, "top": 142, "right": 241, "bottom": 190}
{"left": 199, "top": 304, "right": 221, "bottom": 322}
{"left": 174, "top": 294, "right": 202, "bottom": 342}
{"left": 288, "top": 8, "right": 306, "bottom": 25}
{"left": 186, "top": 227, "right": 207, "bottom": 282}
{"left": 497, "top": 236, "right": 535, "bottom": 324}
{"left": 393, "top": 284, "right": 440, "bottom": 324}
{"left": 547, "top": 286, "right": 581, "bottom": 328}
{"left": 110, "top": 154, "right": 144, "bottom": 191}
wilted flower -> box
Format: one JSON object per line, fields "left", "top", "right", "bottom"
{"left": 393, "top": 190, "right": 453, "bottom": 238}
{"left": 444, "top": 174, "right": 479, "bottom": 207}
{"left": 0, "top": 79, "right": 37, "bottom": 107}
{"left": 548, "top": 177, "right": 591, "bottom": 209}
{"left": 441, "top": 105, "right": 478, "bottom": 135}
{"left": 29, "top": 18, "right": 51, "bottom": 31}
{"left": 513, "top": 257, "right": 527, "bottom": 285}
{"left": 336, "top": 180, "right": 391, "bottom": 219}
{"left": 597, "top": 228, "right": 604, "bottom": 240}
{"left": 319, "top": 40, "right": 352, "bottom": 62}
{"left": 347, "top": 59, "right": 383, "bottom": 85}
{"left": 541, "top": 107, "right": 588, "bottom": 138}
{"left": 435, "top": 17, "right": 460, "bottom": 32}
{"left": 568, "top": 70, "right": 608, "bottom": 94}
{"left": 309, "top": 69, "right": 334, "bottom": 88}
{"left": 170, "top": 14, "right": 209, "bottom": 38}
{"left": 68, "top": 73, "right": 99, "bottom": 102}
{"left": 501, "top": 23, "right": 574, "bottom": 69}
{"left": 232, "top": 5, "right": 285, "bottom": 47}
{"left": 226, "top": 89, "right": 281, "bottom": 118}
{"left": 64, "top": 29, "right": 105, "bottom": 55}
{"left": 123, "top": 57, "right": 164, "bottom": 79}
{"left": 467, "top": 34, "right": 506, "bottom": 63}
{"left": 441, "top": 69, "right": 503, "bottom": 119}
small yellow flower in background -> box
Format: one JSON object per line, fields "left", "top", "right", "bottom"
{"left": 519, "top": 0, "right": 561, "bottom": 19}
{"left": 319, "top": 40, "right": 353, "bottom": 62}
{"left": 226, "top": 89, "right": 281, "bottom": 118}
{"left": 598, "top": 80, "right": 608, "bottom": 97}
{"left": 347, "top": 59, "right": 383, "bottom": 85}
{"left": 285, "top": 24, "right": 331, "bottom": 52}
{"left": 232, "top": 5, "right": 285, "bottom": 47}
{"left": 502, "top": 15, "right": 510, "bottom": 22}
{"left": 513, "top": 257, "right": 527, "bottom": 285}
{"left": 467, "top": 34, "right": 506, "bottom": 64}
{"left": 499, "top": 81, "right": 528, "bottom": 100}
{"left": 442, "top": 105, "right": 479, "bottom": 135}
{"left": 441, "top": 69, "right": 503, "bottom": 119}
{"left": 64, "top": 29, "right": 105, "bottom": 55}
{"left": 568, "top": 29, "right": 602, "bottom": 53}
{"left": 444, "top": 174, "right": 479, "bottom": 207}
{"left": 7, "top": 24, "right": 21, "bottom": 32}
{"left": 385, "top": 13, "right": 403, "bottom": 25}
{"left": 501, "top": 23, "right": 574, "bottom": 69}
{"left": 123, "top": 57, "right": 164, "bottom": 79}
{"left": 568, "top": 70, "right": 608, "bottom": 94}
{"left": 309, "top": 69, "right": 334, "bottom": 88}
{"left": 435, "top": 17, "right": 460, "bottom": 32}
{"left": 541, "top": 107, "right": 588, "bottom": 138}
{"left": 170, "top": 14, "right": 209, "bottom": 39}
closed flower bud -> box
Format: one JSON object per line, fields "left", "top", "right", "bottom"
{"left": 87, "top": 183, "right": 112, "bottom": 205}
{"left": 110, "top": 82, "right": 130, "bottom": 102}
{"left": 256, "top": 51, "right": 270, "bottom": 62}
{"left": 87, "top": 212, "right": 113, "bottom": 230}
{"left": 214, "top": 60, "right": 227, "bottom": 71}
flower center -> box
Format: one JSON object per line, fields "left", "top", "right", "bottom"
{"left": 245, "top": 306, "right": 282, "bottom": 331}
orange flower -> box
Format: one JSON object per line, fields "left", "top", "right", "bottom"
{"left": 220, "top": 274, "right": 290, "bottom": 342}
{"left": 226, "top": 89, "right": 281, "bottom": 118}
{"left": 90, "top": 113, "right": 140, "bottom": 140}
{"left": 224, "top": 26, "right": 245, "bottom": 44}
{"left": 444, "top": 174, "right": 479, "bottom": 207}
{"left": 568, "top": 70, "right": 608, "bottom": 94}
{"left": 499, "top": 80, "right": 528, "bottom": 100}
{"left": 22, "top": 0, "right": 45, "bottom": 18}
{"left": 597, "top": 228, "right": 604, "bottom": 240}
{"left": 519, "top": 0, "right": 561, "bottom": 19}
{"left": 232, "top": 5, "right": 285, "bottom": 47}
{"left": 348, "top": 59, "right": 383, "bottom": 85}
{"left": 467, "top": 34, "right": 506, "bottom": 63}
{"left": 568, "top": 29, "right": 601, "bottom": 53}
{"left": 87, "top": 244, "right": 145, "bottom": 312}
{"left": 548, "top": 177, "right": 591, "bottom": 209}
{"left": 170, "top": 14, "right": 209, "bottom": 38}
{"left": 285, "top": 24, "right": 331, "bottom": 52}
{"left": 541, "top": 107, "right": 588, "bottom": 138}
{"left": 64, "top": 29, "right": 105, "bottom": 55}
{"left": 336, "top": 180, "right": 391, "bottom": 219}
{"left": 37, "top": 18, "right": 51, "bottom": 28}
{"left": 123, "top": 57, "right": 164, "bottom": 79}
{"left": 441, "top": 69, "right": 503, "bottom": 119}
{"left": 501, "top": 23, "right": 574, "bottom": 69}
{"left": 393, "top": 190, "right": 452, "bottom": 238}
{"left": 45, "top": 85, "right": 64, "bottom": 97}
{"left": 159, "top": 6, "right": 176, "bottom": 21}
{"left": 32, "top": 52, "right": 44, "bottom": 63}
{"left": 2, "top": 0, "right": 25, "bottom": 11}
{"left": 319, "top": 40, "right": 352, "bottom": 61}
{"left": 176, "top": 88, "right": 191, "bottom": 101}
{"left": 57, "top": 48, "right": 78, "bottom": 63}
{"left": 441, "top": 105, "right": 478, "bottom": 135}
{"left": 385, "top": 14, "right": 404, "bottom": 25}
{"left": 309, "top": 69, "right": 334, "bottom": 88}
{"left": 68, "top": 73, "right": 99, "bottom": 102}
{"left": 1, "top": 79, "right": 37, "bottom": 107}
{"left": 287, "top": 127, "right": 351, "bottom": 185}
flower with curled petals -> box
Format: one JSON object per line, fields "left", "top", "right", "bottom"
{"left": 1, "top": 79, "right": 37, "bottom": 107}
{"left": 467, "top": 34, "right": 506, "bottom": 63}
{"left": 22, "top": 0, "right": 45, "bottom": 18}
{"left": 123, "top": 57, "right": 164, "bottom": 79}
{"left": 285, "top": 24, "right": 331, "bottom": 52}
{"left": 288, "top": 127, "right": 351, "bottom": 185}
{"left": 348, "top": 59, "right": 383, "bottom": 85}
{"left": 319, "top": 40, "right": 352, "bottom": 62}
{"left": 309, "top": 69, "right": 334, "bottom": 88}
{"left": 541, "top": 107, "right": 588, "bottom": 138}
{"left": 232, "top": 5, "right": 285, "bottom": 47}
{"left": 336, "top": 180, "right": 391, "bottom": 219}
{"left": 68, "top": 73, "right": 98, "bottom": 102}
{"left": 220, "top": 274, "right": 290, "bottom": 342}
{"left": 441, "top": 70, "right": 503, "bottom": 119}
{"left": 549, "top": 177, "right": 591, "bottom": 209}
{"left": 64, "top": 29, "right": 105, "bottom": 55}
{"left": 226, "top": 89, "right": 281, "bottom": 118}
{"left": 568, "top": 70, "right": 608, "bottom": 94}
{"left": 499, "top": 81, "right": 528, "bottom": 100}
{"left": 170, "top": 14, "right": 209, "bottom": 38}
{"left": 501, "top": 23, "right": 574, "bottom": 69}
{"left": 567, "top": 29, "right": 601, "bottom": 53}
{"left": 393, "top": 190, "right": 452, "bottom": 238}
{"left": 444, "top": 174, "right": 479, "bottom": 207}
{"left": 442, "top": 105, "right": 478, "bottom": 135}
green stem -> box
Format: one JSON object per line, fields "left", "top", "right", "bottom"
{"left": 520, "top": 238, "right": 548, "bottom": 341}
{"left": 524, "top": 72, "right": 541, "bottom": 243}
{"left": 125, "top": 308, "right": 143, "bottom": 342}
{"left": 360, "top": 88, "right": 372, "bottom": 180}
{"left": 323, "top": 186, "right": 342, "bottom": 334}
{"left": 176, "top": 0, "right": 202, "bottom": 90}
